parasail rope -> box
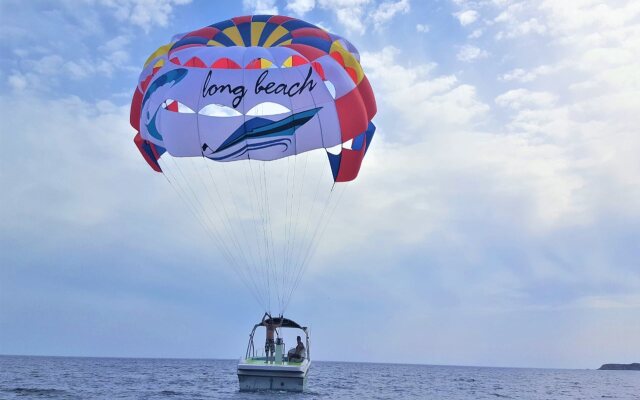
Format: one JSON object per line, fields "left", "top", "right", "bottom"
{"left": 188, "top": 159, "right": 254, "bottom": 276}
{"left": 283, "top": 181, "right": 349, "bottom": 313}
{"left": 234, "top": 162, "right": 272, "bottom": 307}
{"left": 232, "top": 159, "right": 270, "bottom": 310}
{"left": 160, "top": 145, "right": 345, "bottom": 315}
{"left": 286, "top": 149, "right": 329, "bottom": 300}
{"left": 160, "top": 159, "right": 265, "bottom": 309}
{"left": 172, "top": 156, "right": 269, "bottom": 310}
{"left": 195, "top": 157, "right": 268, "bottom": 306}
{"left": 279, "top": 64, "right": 335, "bottom": 314}
{"left": 247, "top": 157, "right": 273, "bottom": 314}
{"left": 260, "top": 160, "right": 280, "bottom": 312}
{"left": 173, "top": 158, "right": 265, "bottom": 308}
{"left": 282, "top": 149, "right": 298, "bottom": 311}
{"left": 261, "top": 161, "right": 278, "bottom": 312}
{"left": 283, "top": 149, "right": 309, "bottom": 309}
{"left": 204, "top": 160, "right": 263, "bottom": 298}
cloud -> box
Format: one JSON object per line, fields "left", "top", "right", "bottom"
{"left": 571, "top": 294, "right": 640, "bottom": 310}
{"left": 8, "top": 73, "right": 28, "bottom": 91}
{"left": 540, "top": 0, "right": 640, "bottom": 46}
{"left": 99, "top": 0, "right": 192, "bottom": 32}
{"left": 468, "top": 28, "right": 483, "bottom": 38}
{"left": 317, "top": 0, "right": 408, "bottom": 34}
{"left": 286, "top": 0, "right": 316, "bottom": 15}
{"left": 318, "top": 0, "right": 371, "bottom": 34}
{"left": 496, "top": 17, "right": 546, "bottom": 39}
{"left": 321, "top": 47, "right": 600, "bottom": 313}
{"left": 371, "top": 0, "right": 410, "bottom": 29}
{"left": 490, "top": 2, "right": 548, "bottom": 39}
{"left": 416, "top": 23, "right": 430, "bottom": 33}
{"left": 456, "top": 44, "right": 489, "bottom": 62}
{"left": 361, "top": 46, "right": 489, "bottom": 134}
{"left": 345, "top": 21, "right": 640, "bottom": 313}
{"left": 242, "top": 0, "right": 278, "bottom": 14}
{"left": 495, "top": 88, "right": 557, "bottom": 110}
{"left": 11, "top": 49, "right": 130, "bottom": 87}
{"left": 500, "top": 65, "right": 556, "bottom": 82}
{"left": 1, "top": 95, "right": 139, "bottom": 216}
{"left": 455, "top": 9, "right": 479, "bottom": 26}
{"left": 0, "top": 3, "right": 141, "bottom": 97}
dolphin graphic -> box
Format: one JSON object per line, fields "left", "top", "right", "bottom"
{"left": 142, "top": 68, "right": 188, "bottom": 111}
{"left": 202, "top": 107, "right": 322, "bottom": 160}
{"left": 143, "top": 68, "right": 188, "bottom": 140}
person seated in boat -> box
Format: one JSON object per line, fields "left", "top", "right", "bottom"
{"left": 287, "top": 336, "right": 306, "bottom": 362}
{"left": 265, "top": 323, "right": 276, "bottom": 363}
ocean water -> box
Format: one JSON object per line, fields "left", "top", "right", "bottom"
{"left": 0, "top": 356, "right": 638, "bottom": 399}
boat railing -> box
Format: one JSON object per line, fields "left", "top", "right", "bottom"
{"left": 243, "top": 313, "right": 310, "bottom": 361}
{"left": 245, "top": 328, "right": 256, "bottom": 359}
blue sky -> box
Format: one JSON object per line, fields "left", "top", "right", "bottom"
{"left": 1, "top": 0, "right": 639, "bottom": 369}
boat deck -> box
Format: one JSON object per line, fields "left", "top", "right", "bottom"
{"left": 241, "top": 357, "right": 303, "bottom": 366}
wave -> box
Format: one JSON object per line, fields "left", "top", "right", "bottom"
{"left": 6, "top": 387, "right": 69, "bottom": 396}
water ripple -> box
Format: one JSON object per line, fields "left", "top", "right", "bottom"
{"left": 1, "top": 356, "right": 639, "bottom": 400}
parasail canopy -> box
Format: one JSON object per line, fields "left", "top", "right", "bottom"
{"left": 130, "top": 15, "right": 377, "bottom": 315}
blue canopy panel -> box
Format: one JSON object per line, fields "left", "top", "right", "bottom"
{"left": 326, "top": 121, "right": 375, "bottom": 182}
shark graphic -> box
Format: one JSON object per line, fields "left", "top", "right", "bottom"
{"left": 202, "top": 107, "right": 322, "bottom": 160}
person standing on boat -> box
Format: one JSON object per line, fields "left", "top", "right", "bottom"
{"left": 265, "top": 322, "right": 276, "bottom": 363}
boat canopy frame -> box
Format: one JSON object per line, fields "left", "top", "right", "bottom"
{"left": 245, "top": 313, "right": 310, "bottom": 360}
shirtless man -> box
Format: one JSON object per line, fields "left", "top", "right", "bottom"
{"left": 265, "top": 322, "right": 276, "bottom": 363}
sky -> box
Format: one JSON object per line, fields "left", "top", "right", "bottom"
{"left": 1, "top": 0, "right": 639, "bottom": 369}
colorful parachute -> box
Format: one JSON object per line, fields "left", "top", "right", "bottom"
{"left": 130, "top": 16, "right": 377, "bottom": 313}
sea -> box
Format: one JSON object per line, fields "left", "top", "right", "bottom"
{"left": 0, "top": 356, "right": 638, "bottom": 399}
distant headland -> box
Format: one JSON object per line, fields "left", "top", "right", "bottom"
{"left": 598, "top": 363, "right": 640, "bottom": 371}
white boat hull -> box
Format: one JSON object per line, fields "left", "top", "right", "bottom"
{"left": 237, "top": 359, "right": 310, "bottom": 392}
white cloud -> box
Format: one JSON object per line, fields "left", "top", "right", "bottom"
{"left": 242, "top": 0, "right": 278, "bottom": 14}
{"left": 455, "top": 9, "right": 479, "bottom": 26}
{"left": 99, "top": 0, "right": 192, "bottom": 32}
{"left": 351, "top": 17, "right": 640, "bottom": 298}
{"left": 18, "top": 52, "right": 124, "bottom": 83}
{"left": 500, "top": 65, "right": 556, "bottom": 82}
{"left": 496, "top": 17, "right": 546, "bottom": 39}
{"left": 29, "top": 54, "right": 65, "bottom": 76}
{"left": 361, "top": 46, "right": 489, "bottom": 133}
{"left": 416, "top": 23, "right": 430, "bottom": 33}
{"left": 495, "top": 89, "right": 557, "bottom": 110}
{"left": 4, "top": 30, "right": 133, "bottom": 90}
{"left": 371, "top": 0, "right": 410, "bottom": 29}
{"left": 99, "top": 35, "right": 131, "bottom": 65}
{"left": 571, "top": 294, "right": 640, "bottom": 310}
{"left": 485, "top": 0, "right": 640, "bottom": 229}
{"left": 317, "top": 0, "right": 409, "bottom": 34}
{"left": 456, "top": 44, "right": 489, "bottom": 62}
{"left": 8, "top": 73, "right": 27, "bottom": 91}
{"left": 490, "top": 2, "right": 548, "bottom": 39}
{"left": 286, "top": 0, "right": 316, "bottom": 15}
{"left": 318, "top": 0, "right": 371, "bottom": 34}
{"left": 540, "top": 0, "right": 640, "bottom": 46}
{"left": 100, "top": 35, "right": 130, "bottom": 54}
{"left": 329, "top": 45, "right": 592, "bottom": 272}
{"left": 0, "top": 95, "right": 145, "bottom": 231}
{"left": 468, "top": 28, "right": 483, "bottom": 38}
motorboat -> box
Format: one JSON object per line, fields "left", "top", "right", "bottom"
{"left": 237, "top": 314, "right": 311, "bottom": 392}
